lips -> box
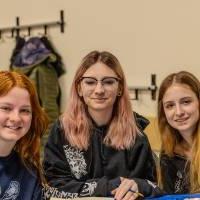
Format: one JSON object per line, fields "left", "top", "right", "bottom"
{"left": 175, "top": 117, "right": 189, "bottom": 122}
{"left": 94, "top": 100, "right": 105, "bottom": 103}
{"left": 5, "top": 125, "right": 22, "bottom": 130}
{"left": 92, "top": 97, "right": 107, "bottom": 100}
{"left": 92, "top": 97, "right": 107, "bottom": 101}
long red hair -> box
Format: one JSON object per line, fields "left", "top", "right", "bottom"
{"left": 0, "top": 71, "right": 48, "bottom": 183}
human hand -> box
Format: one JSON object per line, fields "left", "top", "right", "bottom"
{"left": 111, "top": 177, "right": 143, "bottom": 200}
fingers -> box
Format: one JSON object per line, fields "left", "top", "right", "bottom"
{"left": 120, "top": 190, "right": 139, "bottom": 200}
{"left": 120, "top": 177, "right": 125, "bottom": 182}
{"left": 114, "top": 178, "right": 139, "bottom": 200}
{"left": 111, "top": 188, "right": 117, "bottom": 195}
{"left": 114, "top": 179, "right": 133, "bottom": 199}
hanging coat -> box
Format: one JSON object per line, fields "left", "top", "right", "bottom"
{"left": 10, "top": 36, "right": 65, "bottom": 130}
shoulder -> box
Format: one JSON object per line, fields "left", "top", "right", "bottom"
{"left": 160, "top": 153, "right": 170, "bottom": 160}
{"left": 132, "top": 112, "right": 152, "bottom": 148}
{"left": 48, "top": 119, "right": 65, "bottom": 144}
{"left": 128, "top": 133, "right": 152, "bottom": 156}
{"left": 160, "top": 153, "right": 187, "bottom": 167}
{"left": 1, "top": 151, "right": 40, "bottom": 185}
{"left": 135, "top": 133, "right": 149, "bottom": 145}
{"left": 45, "top": 119, "right": 69, "bottom": 157}
{"left": 134, "top": 129, "right": 151, "bottom": 150}
{"left": 160, "top": 153, "right": 186, "bottom": 162}
{"left": 50, "top": 119, "right": 63, "bottom": 133}
{"left": 16, "top": 153, "right": 39, "bottom": 181}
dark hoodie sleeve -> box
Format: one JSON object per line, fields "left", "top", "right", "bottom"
{"left": 132, "top": 112, "right": 165, "bottom": 197}
{"left": 130, "top": 113, "right": 166, "bottom": 198}
{"left": 130, "top": 135, "right": 165, "bottom": 197}
{"left": 32, "top": 182, "right": 42, "bottom": 200}
{"left": 43, "top": 120, "right": 113, "bottom": 199}
{"left": 128, "top": 133, "right": 156, "bottom": 180}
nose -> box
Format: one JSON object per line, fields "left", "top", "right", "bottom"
{"left": 9, "top": 111, "right": 21, "bottom": 122}
{"left": 175, "top": 104, "right": 184, "bottom": 117}
{"left": 94, "top": 81, "right": 105, "bottom": 94}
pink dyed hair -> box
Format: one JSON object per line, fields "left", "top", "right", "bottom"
{"left": 62, "top": 51, "right": 139, "bottom": 150}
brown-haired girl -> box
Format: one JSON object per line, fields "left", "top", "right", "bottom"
{"left": 158, "top": 71, "right": 200, "bottom": 194}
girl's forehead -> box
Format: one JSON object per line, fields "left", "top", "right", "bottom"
{"left": 83, "top": 62, "right": 117, "bottom": 77}
{"left": 163, "top": 83, "right": 197, "bottom": 101}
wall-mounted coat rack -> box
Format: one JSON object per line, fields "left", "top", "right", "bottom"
{"left": 0, "top": 10, "right": 65, "bottom": 39}
{"left": 129, "top": 74, "right": 157, "bottom": 100}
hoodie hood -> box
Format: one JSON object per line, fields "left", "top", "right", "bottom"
{"left": 134, "top": 112, "right": 150, "bottom": 131}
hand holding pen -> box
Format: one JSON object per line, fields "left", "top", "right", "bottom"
{"left": 111, "top": 177, "right": 144, "bottom": 200}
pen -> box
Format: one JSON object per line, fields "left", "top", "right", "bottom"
{"left": 128, "top": 188, "right": 144, "bottom": 197}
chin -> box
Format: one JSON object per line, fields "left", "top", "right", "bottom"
{"left": 92, "top": 107, "right": 107, "bottom": 111}
{"left": 176, "top": 127, "right": 191, "bottom": 133}
{"left": 4, "top": 132, "right": 26, "bottom": 141}
{"left": 2, "top": 137, "right": 18, "bottom": 143}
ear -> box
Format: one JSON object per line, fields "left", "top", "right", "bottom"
{"left": 118, "top": 90, "right": 122, "bottom": 96}
{"left": 117, "top": 85, "right": 122, "bottom": 96}
{"left": 77, "top": 84, "right": 83, "bottom": 97}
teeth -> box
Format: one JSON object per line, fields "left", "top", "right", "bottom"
{"left": 6, "top": 126, "right": 20, "bottom": 130}
{"left": 176, "top": 119, "right": 187, "bottom": 122}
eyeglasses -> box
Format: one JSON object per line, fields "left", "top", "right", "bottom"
{"left": 80, "top": 76, "right": 120, "bottom": 90}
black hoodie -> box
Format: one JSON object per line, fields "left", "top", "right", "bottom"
{"left": 43, "top": 114, "right": 163, "bottom": 199}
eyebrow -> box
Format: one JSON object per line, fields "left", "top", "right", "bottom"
{"left": 21, "top": 105, "right": 32, "bottom": 109}
{"left": 0, "top": 102, "right": 31, "bottom": 108}
{"left": 163, "top": 101, "right": 173, "bottom": 105}
{"left": 163, "top": 96, "right": 193, "bottom": 104}
{"left": 81, "top": 76, "right": 119, "bottom": 79}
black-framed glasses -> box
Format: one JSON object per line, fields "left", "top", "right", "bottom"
{"left": 80, "top": 76, "right": 120, "bottom": 90}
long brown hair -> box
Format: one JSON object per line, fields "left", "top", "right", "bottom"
{"left": 62, "top": 50, "right": 139, "bottom": 150}
{"left": 158, "top": 70, "right": 200, "bottom": 192}
{"left": 0, "top": 71, "right": 48, "bottom": 183}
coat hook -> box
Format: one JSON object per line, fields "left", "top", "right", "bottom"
{"left": 21, "top": 26, "right": 32, "bottom": 38}
{"left": 0, "top": 30, "right": 3, "bottom": 42}
{"left": 38, "top": 25, "right": 48, "bottom": 37}
{"left": 129, "top": 74, "right": 157, "bottom": 101}
{"left": 6, "top": 28, "right": 15, "bottom": 39}
{"left": 60, "top": 10, "right": 64, "bottom": 33}
{"left": 44, "top": 25, "right": 48, "bottom": 35}
{"left": 0, "top": 10, "right": 65, "bottom": 40}
{"left": 28, "top": 27, "right": 31, "bottom": 36}
{"left": 16, "top": 16, "right": 20, "bottom": 37}
{"left": 0, "top": 31, "right": 5, "bottom": 43}
{"left": 150, "top": 74, "right": 157, "bottom": 100}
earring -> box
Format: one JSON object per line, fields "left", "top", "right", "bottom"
{"left": 118, "top": 91, "right": 122, "bottom": 96}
